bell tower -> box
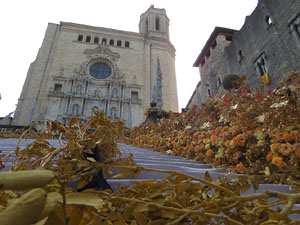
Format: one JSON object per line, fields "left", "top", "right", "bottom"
{"left": 139, "top": 5, "right": 170, "bottom": 40}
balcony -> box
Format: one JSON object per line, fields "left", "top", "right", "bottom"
{"left": 49, "top": 91, "right": 65, "bottom": 97}
{"left": 130, "top": 98, "right": 142, "bottom": 104}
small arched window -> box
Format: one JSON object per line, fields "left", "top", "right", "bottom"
{"left": 109, "top": 39, "right": 114, "bottom": 45}
{"left": 155, "top": 17, "right": 160, "bottom": 31}
{"left": 94, "top": 37, "right": 99, "bottom": 44}
{"left": 102, "top": 38, "right": 107, "bottom": 45}
{"left": 145, "top": 19, "right": 148, "bottom": 33}
{"left": 117, "top": 40, "right": 122, "bottom": 47}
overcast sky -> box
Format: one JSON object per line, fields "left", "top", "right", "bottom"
{"left": 0, "top": 0, "right": 258, "bottom": 117}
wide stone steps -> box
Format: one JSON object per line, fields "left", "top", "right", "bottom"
{"left": 1, "top": 138, "right": 299, "bottom": 220}
{"left": 0, "top": 139, "right": 293, "bottom": 194}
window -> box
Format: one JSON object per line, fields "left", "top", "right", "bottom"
{"left": 86, "top": 36, "right": 91, "bottom": 42}
{"left": 125, "top": 41, "right": 130, "bottom": 48}
{"left": 94, "top": 37, "right": 99, "bottom": 44}
{"left": 131, "top": 91, "right": 138, "bottom": 100}
{"left": 225, "top": 35, "right": 233, "bottom": 41}
{"left": 78, "top": 35, "right": 83, "bottom": 41}
{"left": 155, "top": 17, "right": 160, "bottom": 31}
{"left": 217, "top": 77, "right": 222, "bottom": 87}
{"left": 145, "top": 19, "right": 148, "bottom": 33}
{"left": 255, "top": 54, "right": 268, "bottom": 76}
{"left": 238, "top": 49, "right": 243, "bottom": 64}
{"left": 89, "top": 63, "right": 112, "bottom": 79}
{"left": 293, "top": 23, "right": 300, "bottom": 38}
{"left": 109, "top": 39, "right": 114, "bottom": 45}
{"left": 54, "top": 84, "right": 62, "bottom": 92}
{"left": 117, "top": 40, "right": 122, "bottom": 46}
{"left": 208, "top": 89, "right": 211, "bottom": 96}
{"left": 102, "top": 38, "right": 107, "bottom": 45}
{"left": 290, "top": 14, "right": 300, "bottom": 39}
{"left": 265, "top": 16, "right": 274, "bottom": 26}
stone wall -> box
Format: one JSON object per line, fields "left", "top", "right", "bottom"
{"left": 190, "top": 0, "right": 300, "bottom": 107}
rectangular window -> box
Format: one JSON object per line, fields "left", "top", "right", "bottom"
{"left": 86, "top": 36, "right": 91, "bottom": 42}
{"left": 54, "top": 84, "right": 62, "bottom": 92}
{"left": 117, "top": 40, "right": 122, "bottom": 46}
{"left": 94, "top": 37, "right": 99, "bottom": 44}
{"left": 125, "top": 41, "right": 130, "bottom": 48}
{"left": 225, "top": 35, "right": 233, "bottom": 41}
{"left": 131, "top": 91, "right": 138, "bottom": 100}
{"left": 78, "top": 35, "right": 83, "bottom": 41}
{"left": 254, "top": 53, "right": 267, "bottom": 76}
{"left": 109, "top": 39, "right": 114, "bottom": 45}
{"left": 102, "top": 38, "right": 107, "bottom": 45}
{"left": 289, "top": 14, "right": 300, "bottom": 39}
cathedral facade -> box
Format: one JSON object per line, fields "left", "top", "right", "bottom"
{"left": 13, "top": 5, "right": 178, "bottom": 127}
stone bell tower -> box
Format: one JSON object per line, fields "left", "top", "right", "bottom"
{"left": 139, "top": 5, "right": 170, "bottom": 40}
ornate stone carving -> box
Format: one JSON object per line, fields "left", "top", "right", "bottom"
{"left": 78, "top": 56, "right": 120, "bottom": 80}
{"left": 84, "top": 46, "right": 120, "bottom": 60}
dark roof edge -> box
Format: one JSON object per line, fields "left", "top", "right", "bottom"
{"left": 193, "top": 26, "right": 236, "bottom": 67}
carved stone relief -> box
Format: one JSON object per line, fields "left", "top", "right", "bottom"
{"left": 84, "top": 46, "right": 120, "bottom": 61}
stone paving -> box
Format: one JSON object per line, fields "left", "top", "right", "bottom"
{"left": 0, "top": 138, "right": 292, "bottom": 194}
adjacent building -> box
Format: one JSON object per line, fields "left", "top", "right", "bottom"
{"left": 187, "top": 0, "right": 300, "bottom": 108}
{"left": 13, "top": 5, "right": 179, "bottom": 127}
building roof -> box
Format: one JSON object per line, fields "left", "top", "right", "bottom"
{"left": 193, "top": 26, "right": 236, "bottom": 67}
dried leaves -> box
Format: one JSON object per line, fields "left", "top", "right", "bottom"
{"left": 127, "top": 71, "right": 300, "bottom": 184}
{"left": 1, "top": 77, "right": 300, "bottom": 224}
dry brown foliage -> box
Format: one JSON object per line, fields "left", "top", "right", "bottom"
{"left": 0, "top": 78, "right": 300, "bottom": 223}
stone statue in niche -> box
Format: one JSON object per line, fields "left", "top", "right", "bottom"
{"left": 112, "top": 88, "right": 118, "bottom": 97}
{"left": 76, "top": 85, "right": 82, "bottom": 94}
{"left": 111, "top": 107, "right": 117, "bottom": 118}
{"left": 98, "top": 88, "right": 104, "bottom": 97}
{"left": 72, "top": 104, "right": 79, "bottom": 116}
{"left": 100, "top": 103, "right": 105, "bottom": 111}
{"left": 94, "top": 89, "right": 98, "bottom": 97}
{"left": 132, "top": 75, "right": 137, "bottom": 84}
